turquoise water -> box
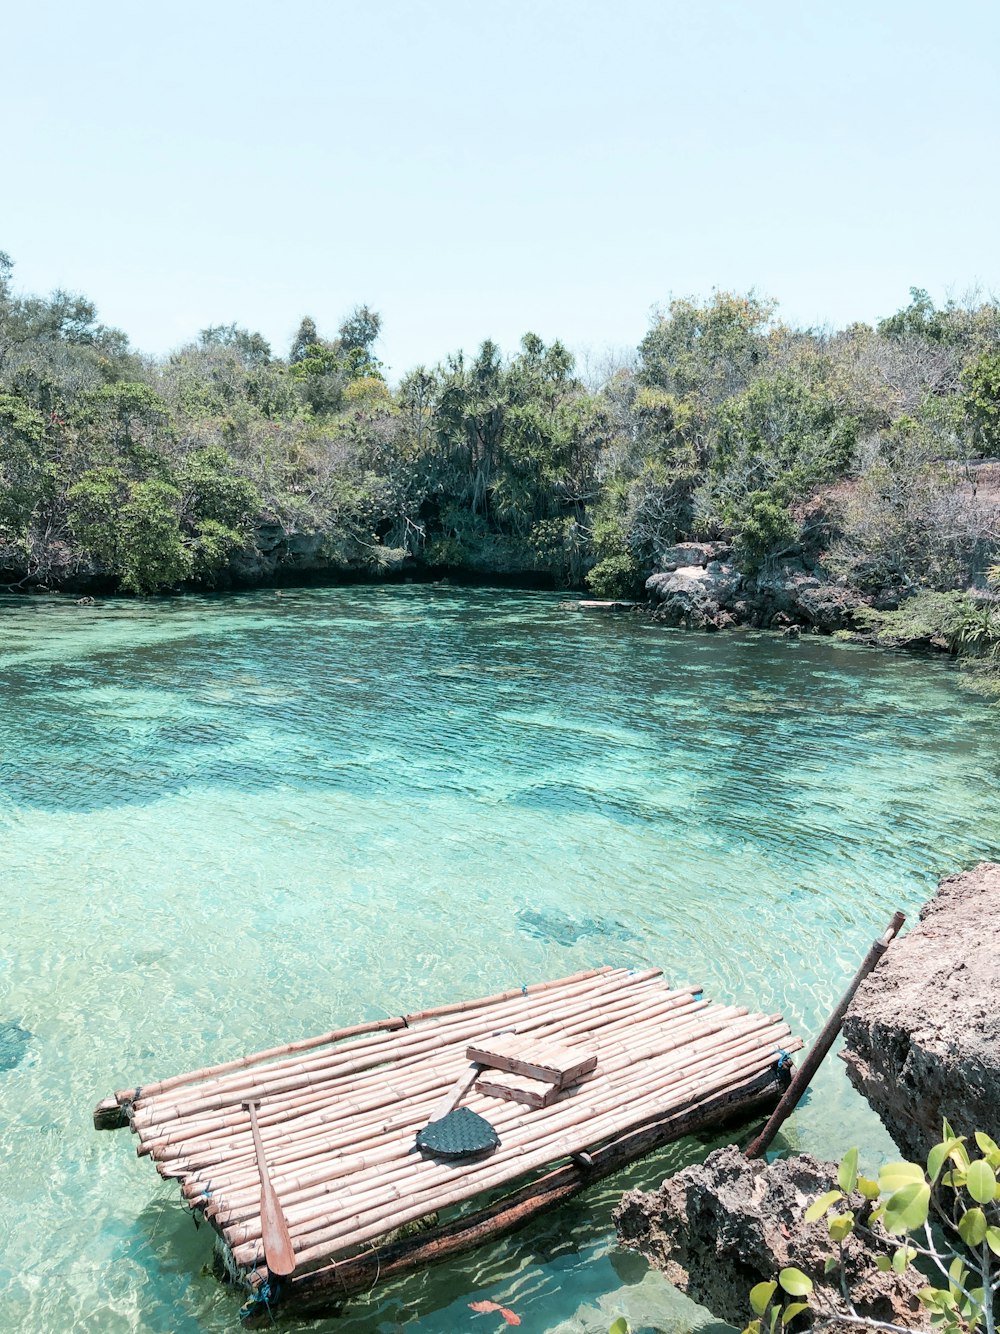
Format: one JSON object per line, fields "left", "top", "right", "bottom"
{"left": 2, "top": 585, "right": 999, "bottom": 1334}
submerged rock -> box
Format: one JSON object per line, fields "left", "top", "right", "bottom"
{"left": 613, "top": 1145, "right": 926, "bottom": 1329}
{"left": 0, "top": 1022, "right": 31, "bottom": 1072}
{"left": 842, "top": 861, "right": 1000, "bottom": 1162}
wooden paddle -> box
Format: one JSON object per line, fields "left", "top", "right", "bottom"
{"left": 426, "top": 1061, "right": 482, "bottom": 1124}
{"left": 243, "top": 1100, "right": 296, "bottom": 1277}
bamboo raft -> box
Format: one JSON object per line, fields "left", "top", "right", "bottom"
{"left": 95, "top": 966, "right": 801, "bottom": 1326}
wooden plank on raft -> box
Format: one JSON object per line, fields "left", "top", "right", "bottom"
{"left": 477, "top": 1069, "right": 560, "bottom": 1108}
{"left": 465, "top": 1034, "right": 597, "bottom": 1086}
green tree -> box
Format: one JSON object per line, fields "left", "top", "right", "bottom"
{"left": 961, "top": 351, "right": 1000, "bottom": 452}
{"left": 0, "top": 393, "right": 47, "bottom": 549}
{"left": 68, "top": 468, "right": 191, "bottom": 593}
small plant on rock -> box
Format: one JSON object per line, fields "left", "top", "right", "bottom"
{"left": 743, "top": 1125, "right": 1000, "bottom": 1334}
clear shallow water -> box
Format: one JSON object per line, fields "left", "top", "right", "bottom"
{"left": 1, "top": 585, "right": 998, "bottom": 1334}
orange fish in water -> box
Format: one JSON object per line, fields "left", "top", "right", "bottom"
{"left": 469, "top": 1299, "right": 521, "bottom": 1325}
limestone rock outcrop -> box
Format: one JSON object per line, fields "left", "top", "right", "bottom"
{"left": 614, "top": 1145, "right": 927, "bottom": 1329}
{"left": 841, "top": 861, "right": 1000, "bottom": 1162}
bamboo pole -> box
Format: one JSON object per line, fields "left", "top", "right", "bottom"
{"left": 132, "top": 967, "right": 629, "bottom": 1122}
{"left": 109, "top": 968, "right": 615, "bottom": 1114}
{"left": 112, "top": 1017, "right": 406, "bottom": 1107}
{"left": 200, "top": 1004, "right": 741, "bottom": 1218}
{"left": 223, "top": 1019, "right": 794, "bottom": 1263}
{"left": 230, "top": 1033, "right": 799, "bottom": 1270}
{"left": 138, "top": 972, "right": 690, "bottom": 1158}
{"left": 224, "top": 1020, "right": 788, "bottom": 1241}
{"left": 133, "top": 969, "right": 668, "bottom": 1130}
{"left": 142, "top": 978, "right": 684, "bottom": 1174}
{"left": 179, "top": 999, "right": 728, "bottom": 1208}
{"left": 178, "top": 996, "right": 719, "bottom": 1196}
{"left": 239, "top": 1065, "right": 787, "bottom": 1327}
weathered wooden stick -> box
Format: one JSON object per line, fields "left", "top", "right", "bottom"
{"left": 239, "top": 1065, "right": 787, "bottom": 1327}
{"left": 426, "top": 1061, "right": 481, "bottom": 1123}
{"left": 243, "top": 1101, "right": 296, "bottom": 1278}
{"left": 744, "top": 911, "right": 905, "bottom": 1159}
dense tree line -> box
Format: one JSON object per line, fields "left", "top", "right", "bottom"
{"left": 1, "top": 249, "right": 998, "bottom": 670}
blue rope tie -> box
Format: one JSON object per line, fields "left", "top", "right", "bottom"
{"left": 775, "top": 1047, "right": 793, "bottom": 1071}
{"left": 239, "top": 1279, "right": 278, "bottom": 1324}
{"left": 692, "top": 990, "right": 704, "bottom": 1001}
{"left": 521, "top": 983, "right": 528, "bottom": 995}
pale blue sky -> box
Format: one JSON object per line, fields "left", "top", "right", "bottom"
{"left": 3, "top": 0, "right": 998, "bottom": 376}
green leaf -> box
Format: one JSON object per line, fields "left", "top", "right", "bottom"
{"left": 769, "top": 1305, "right": 780, "bottom": 1334}
{"left": 857, "top": 1175, "right": 880, "bottom": 1200}
{"left": 828, "top": 1211, "right": 855, "bottom": 1243}
{"left": 781, "top": 1303, "right": 809, "bottom": 1325}
{"left": 609, "top": 1320, "right": 629, "bottom": 1334}
{"left": 965, "top": 1160, "right": 996, "bottom": 1205}
{"left": 985, "top": 1227, "right": 1000, "bottom": 1257}
{"left": 959, "top": 1207, "right": 988, "bottom": 1247}
{"left": 750, "top": 1283, "right": 777, "bottom": 1316}
{"left": 950, "top": 1139, "right": 971, "bottom": 1170}
{"left": 740, "top": 1324, "right": 761, "bottom": 1334}
{"left": 973, "top": 1132, "right": 1000, "bottom": 1170}
{"left": 928, "top": 1141, "right": 951, "bottom": 1183}
{"left": 838, "top": 1147, "right": 859, "bottom": 1194}
{"left": 948, "top": 1256, "right": 968, "bottom": 1299}
{"left": 805, "top": 1190, "right": 842, "bottom": 1223}
{"left": 778, "top": 1268, "right": 813, "bottom": 1298}
{"left": 892, "top": 1245, "right": 916, "bottom": 1274}
{"left": 882, "top": 1182, "right": 931, "bottom": 1234}
{"left": 879, "top": 1161, "right": 926, "bottom": 1194}
{"left": 823, "top": 1257, "right": 839, "bottom": 1274}
{"left": 875, "top": 1255, "right": 892, "bottom": 1272}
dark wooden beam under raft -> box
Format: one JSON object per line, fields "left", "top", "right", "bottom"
{"left": 94, "top": 967, "right": 800, "bottom": 1327}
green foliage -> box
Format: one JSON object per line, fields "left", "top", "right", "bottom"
{"left": 851, "top": 591, "right": 983, "bottom": 651}
{"left": 1, "top": 250, "right": 999, "bottom": 601}
{"left": 639, "top": 291, "right": 776, "bottom": 403}
{"left": 744, "top": 1126, "right": 1000, "bottom": 1334}
{"left": 732, "top": 491, "right": 798, "bottom": 570}
{"left": 68, "top": 468, "right": 191, "bottom": 593}
{"left": 586, "top": 552, "right": 642, "bottom": 598}
{"left": 0, "top": 392, "right": 47, "bottom": 545}
{"left": 961, "top": 351, "right": 1000, "bottom": 451}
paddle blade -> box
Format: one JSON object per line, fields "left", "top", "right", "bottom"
{"left": 259, "top": 1179, "right": 296, "bottom": 1277}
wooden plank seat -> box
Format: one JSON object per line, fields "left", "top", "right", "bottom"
{"left": 465, "top": 1034, "right": 597, "bottom": 1087}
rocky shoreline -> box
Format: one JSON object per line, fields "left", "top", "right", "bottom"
{"left": 613, "top": 864, "right": 1000, "bottom": 1331}
{"left": 644, "top": 541, "right": 864, "bottom": 634}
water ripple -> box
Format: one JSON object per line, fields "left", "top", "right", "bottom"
{"left": 1, "top": 586, "right": 999, "bottom": 1333}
